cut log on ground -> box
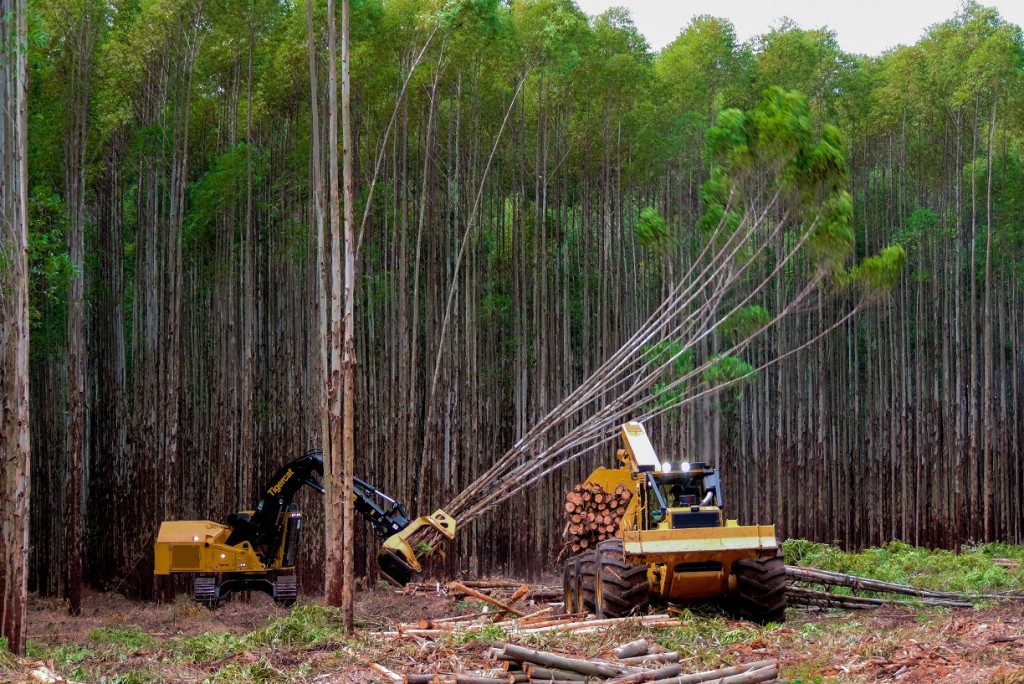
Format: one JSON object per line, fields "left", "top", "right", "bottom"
{"left": 617, "top": 652, "right": 680, "bottom": 666}
{"left": 500, "top": 643, "right": 625, "bottom": 678}
{"left": 613, "top": 639, "right": 650, "bottom": 659}
{"left": 394, "top": 639, "right": 779, "bottom": 684}
{"left": 604, "top": 663, "right": 682, "bottom": 684}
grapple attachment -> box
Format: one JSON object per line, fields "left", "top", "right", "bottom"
{"left": 377, "top": 509, "right": 457, "bottom": 586}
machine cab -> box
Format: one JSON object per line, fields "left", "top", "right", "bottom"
{"left": 649, "top": 462, "right": 723, "bottom": 529}
{"left": 617, "top": 421, "right": 725, "bottom": 532}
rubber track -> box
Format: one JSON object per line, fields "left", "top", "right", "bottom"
{"left": 193, "top": 576, "right": 219, "bottom": 609}
{"left": 594, "top": 538, "right": 649, "bottom": 618}
{"left": 274, "top": 575, "right": 298, "bottom": 607}
{"left": 733, "top": 556, "right": 788, "bottom": 624}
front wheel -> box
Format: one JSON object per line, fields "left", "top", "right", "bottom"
{"left": 732, "top": 556, "right": 787, "bottom": 624}
{"left": 577, "top": 550, "right": 598, "bottom": 614}
{"left": 593, "top": 538, "right": 649, "bottom": 618}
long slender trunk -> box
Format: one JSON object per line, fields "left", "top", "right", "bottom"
{"left": 63, "top": 0, "right": 94, "bottom": 616}
{"left": 0, "top": 0, "right": 31, "bottom": 654}
{"left": 324, "top": 0, "right": 345, "bottom": 607}
{"left": 340, "top": 0, "right": 357, "bottom": 633}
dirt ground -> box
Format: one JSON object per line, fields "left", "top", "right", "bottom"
{"left": 5, "top": 585, "right": 1024, "bottom": 683}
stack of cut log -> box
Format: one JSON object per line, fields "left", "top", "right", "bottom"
{"left": 492, "top": 640, "right": 778, "bottom": 684}
{"left": 376, "top": 639, "right": 779, "bottom": 683}
{"left": 564, "top": 482, "right": 631, "bottom": 554}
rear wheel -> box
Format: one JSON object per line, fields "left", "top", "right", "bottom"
{"left": 593, "top": 538, "right": 649, "bottom": 618}
{"left": 577, "top": 550, "right": 598, "bottom": 614}
{"left": 562, "top": 558, "right": 579, "bottom": 614}
{"left": 733, "top": 556, "right": 787, "bottom": 624}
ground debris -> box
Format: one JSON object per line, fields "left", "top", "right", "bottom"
{"left": 25, "top": 660, "right": 77, "bottom": 684}
{"left": 386, "top": 638, "right": 778, "bottom": 684}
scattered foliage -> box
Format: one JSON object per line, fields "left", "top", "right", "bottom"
{"left": 784, "top": 539, "right": 1024, "bottom": 594}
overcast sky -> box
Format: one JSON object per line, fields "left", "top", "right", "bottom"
{"left": 572, "top": 1, "right": 1024, "bottom": 56}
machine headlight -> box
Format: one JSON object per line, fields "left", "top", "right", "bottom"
{"left": 681, "top": 462, "right": 691, "bottom": 472}
{"left": 661, "top": 461, "right": 672, "bottom": 473}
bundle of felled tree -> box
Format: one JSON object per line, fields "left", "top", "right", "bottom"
{"left": 563, "top": 482, "right": 631, "bottom": 554}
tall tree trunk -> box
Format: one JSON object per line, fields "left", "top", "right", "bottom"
{"left": 63, "top": 0, "right": 95, "bottom": 617}
{"left": 0, "top": 0, "right": 30, "bottom": 654}
{"left": 340, "top": 0, "right": 356, "bottom": 633}
{"left": 324, "top": 0, "right": 345, "bottom": 607}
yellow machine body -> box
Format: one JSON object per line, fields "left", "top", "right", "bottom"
{"left": 154, "top": 513, "right": 290, "bottom": 576}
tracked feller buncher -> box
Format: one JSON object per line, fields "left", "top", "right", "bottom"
{"left": 154, "top": 450, "right": 455, "bottom": 606}
{"left": 562, "top": 421, "right": 786, "bottom": 623}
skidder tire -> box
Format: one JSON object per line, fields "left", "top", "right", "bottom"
{"left": 733, "top": 555, "right": 787, "bottom": 624}
{"left": 562, "top": 558, "right": 579, "bottom": 614}
{"left": 577, "top": 550, "right": 598, "bottom": 614}
{"left": 593, "top": 538, "right": 649, "bottom": 618}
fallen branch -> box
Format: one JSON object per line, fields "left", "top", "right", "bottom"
{"left": 512, "top": 616, "right": 672, "bottom": 636}
{"left": 370, "top": 663, "right": 404, "bottom": 683}
{"left": 786, "top": 585, "right": 972, "bottom": 609}
{"left": 450, "top": 582, "right": 527, "bottom": 617}
{"left": 785, "top": 565, "right": 1017, "bottom": 602}
{"left": 495, "top": 584, "right": 531, "bottom": 621}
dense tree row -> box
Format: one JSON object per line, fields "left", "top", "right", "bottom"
{"left": 16, "top": 0, "right": 1024, "bottom": 609}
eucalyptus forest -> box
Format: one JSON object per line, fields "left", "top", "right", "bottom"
{"left": 1, "top": 0, "right": 1024, "bottom": 669}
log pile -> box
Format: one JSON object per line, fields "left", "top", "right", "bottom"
{"left": 564, "top": 482, "right": 631, "bottom": 554}
{"left": 377, "top": 638, "right": 779, "bottom": 683}
{"left": 493, "top": 640, "right": 778, "bottom": 684}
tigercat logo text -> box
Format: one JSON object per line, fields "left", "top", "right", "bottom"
{"left": 269, "top": 469, "right": 295, "bottom": 495}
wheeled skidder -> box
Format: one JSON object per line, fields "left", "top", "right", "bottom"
{"left": 563, "top": 421, "right": 786, "bottom": 623}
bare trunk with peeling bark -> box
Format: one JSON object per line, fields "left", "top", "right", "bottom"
{"left": 0, "top": 0, "right": 30, "bottom": 654}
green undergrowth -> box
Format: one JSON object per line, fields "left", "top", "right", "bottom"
{"left": 0, "top": 638, "right": 16, "bottom": 671}
{"left": 172, "top": 604, "right": 348, "bottom": 664}
{"left": 21, "top": 603, "right": 352, "bottom": 683}
{"left": 783, "top": 539, "right": 1024, "bottom": 594}
{"left": 659, "top": 609, "right": 777, "bottom": 646}
{"left": 90, "top": 625, "right": 156, "bottom": 652}
{"left": 202, "top": 658, "right": 295, "bottom": 684}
